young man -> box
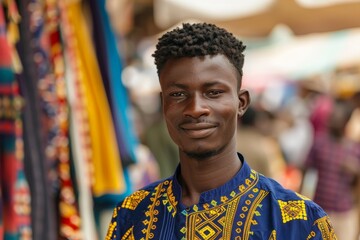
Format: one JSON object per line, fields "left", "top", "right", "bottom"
{"left": 106, "top": 23, "right": 337, "bottom": 239}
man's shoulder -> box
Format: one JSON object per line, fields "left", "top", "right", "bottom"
{"left": 256, "top": 175, "right": 337, "bottom": 238}
{"left": 257, "top": 174, "right": 327, "bottom": 219}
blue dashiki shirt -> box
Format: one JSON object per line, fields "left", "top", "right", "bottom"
{"left": 106, "top": 154, "right": 337, "bottom": 239}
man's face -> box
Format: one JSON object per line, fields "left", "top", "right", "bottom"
{"left": 159, "top": 55, "right": 249, "bottom": 159}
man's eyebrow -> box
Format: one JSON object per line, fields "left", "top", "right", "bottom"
{"left": 203, "top": 81, "right": 226, "bottom": 88}
{"left": 168, "top": 83, "right": 188, "bottom": 89}
{"left": 167, "top": 81, "right": 225, "bottom": 89}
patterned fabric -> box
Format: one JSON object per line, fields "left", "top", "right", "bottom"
{"left": 107, "top": 154, "right": 337, "bottom": 239}
{"left": 0, "top": 1, "right": 32, "bottom": 239}
{"left": 305, "top": 132, "right": 360, "bottom": 212}
{"left": 44, "top": 1, "right": 82, "bottom": 238}
{"left": 58, "top": 0, "right": 126, "bottom": 197}
{"left": 17, "top": 0, "right": 58, "bottom": 238}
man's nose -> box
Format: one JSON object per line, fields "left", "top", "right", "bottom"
{"left": 183, "top": 93, "right": 210, "bottom": 118}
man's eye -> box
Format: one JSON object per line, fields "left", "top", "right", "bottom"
{"left": 170, "top": 92, "right": 185, "bottom": 97}
{"left": 207, "top": 90, "right": 223, "bottom": 96}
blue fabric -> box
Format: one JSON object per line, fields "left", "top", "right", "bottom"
{"left": 88, "top": 1, "right": 136, "bottom": 226}
{"left": 94, "top": 0, "right": 138, "bottom": 165}
{"left": 88, "top": 0, "right": 128, "bottom": 165}
{"left": 106, "top": 154, "right": 337, "bottom": 239}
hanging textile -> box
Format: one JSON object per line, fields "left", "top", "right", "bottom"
{"left": 64, "top": 48, "right": 98, "bottom": 240}
{"left": 16, "top": 0, "right": 57, "bottom": 238}
{"left": 58, "top": 0, "right": 126, "bottom": 198}
{"left": 3, "top": 0, "right": 136, "bottom": 238}
{"left": 17, "top": 0, "right": 82, "bottom": 238}
{"left": 88, "top": 0, "right": 137, "bottom": 168}
{"left": 44, "top": 0, "right": 82, "bottom": 238}
{"left": 60, "top": 1, "right": 98, "bottom": 238}
{"left": 0, "top": 1, "right": 32, "bottom": 239}
{"left": 87, "top": 0, "right": 137, "bottom": 211}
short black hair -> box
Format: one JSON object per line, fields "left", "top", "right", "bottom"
{"left": 152, "top": 23, "right": 246, "bottom": 86}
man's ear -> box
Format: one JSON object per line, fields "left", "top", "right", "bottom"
{"left": 238, "top": 89, "right": 251, "bottom": 117}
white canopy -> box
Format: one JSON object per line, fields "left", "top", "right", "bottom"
{"left": 154, "top": 0, "right": 360, "bottom": 37}
{"left": 243, "top": 27, "right": 360, "bottom": 85}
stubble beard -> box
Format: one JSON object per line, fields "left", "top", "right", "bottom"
{"left": 183, "top": 146, "right": 225, "bottom": 160}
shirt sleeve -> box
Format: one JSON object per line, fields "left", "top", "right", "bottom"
{"left": 105, "top": 202, "right": 136, "bottom": 240}
{"left": 306, "top": 215, "right": 338, "bottom": 240}
{"left": 105, "top": 206, "right": 121, "bottom": 240}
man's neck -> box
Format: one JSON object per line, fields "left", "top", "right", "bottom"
{"left": 178, "top": 151, "right": 241, "bottom": 207}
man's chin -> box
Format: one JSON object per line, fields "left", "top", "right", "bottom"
{"left": 184, "top": 149, "right": 219, "bottom": 160}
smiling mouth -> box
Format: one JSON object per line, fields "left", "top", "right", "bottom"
{"left": 180, "top": 123, "right": 217, "bottom": 138}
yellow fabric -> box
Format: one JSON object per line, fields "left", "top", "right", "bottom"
{"left": 65, "top": 1, "right": 125, "bottom": 196}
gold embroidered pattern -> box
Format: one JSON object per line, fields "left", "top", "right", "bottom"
{"left": 167, "top": 180, "right": 178, "bottom": 215}
{"left": 306, "top": 231, "right": 316, "bottom": 240}
{"left": 122, "top": 190, "right": 150, "bottom": 210}
{"left": 314, "top": 216, "right": 338, "bottom": 240}
{"left": 105, "top": 222, "right": 117, "bottom": 240}
{"left": 278, "top": 200, "right": 307, "bottom": 223}
{"left": 121, "top": 226, "right": 135, "bottom": 240}
{"left": 112, "top": 207, "right": 118, "bottom": 219}
{"left": 186, "top": 196, "right": 240, "bottom": 240}
{"left": 162, "top": 180, "right": 178, "bottom": 216}
{"left": 243, "top": 190, "right": 269, "bottom": 239}
{"left": 268, "top": 230, "right": 276, "bottom": 240}
{"left": 143, "top": 181, "right": 168, "bottom": 239}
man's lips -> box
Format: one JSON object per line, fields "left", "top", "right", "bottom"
{"left": 179, "top": 122, "right": 218, "bottom": 138}
{"left": 180, "top": 122, "right": 217, "bottom": 130}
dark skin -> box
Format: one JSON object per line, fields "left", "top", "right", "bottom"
{"left": 159, "top": 55, "right": 250, "bottom": 207}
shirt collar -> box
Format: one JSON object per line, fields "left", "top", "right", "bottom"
{"left": 170, "top": 153, "right": 259, "bottom": 213}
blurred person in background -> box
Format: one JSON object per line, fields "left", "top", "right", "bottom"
{"left": 127, "top": 105, "right": 161, "bottom": 190}
{"left": 236, "top": 106, "right": 272, "bottom": 177}
{"left": 106, "top": 22, "right": 336, "bottom": 239}
{"left": 304, "top": 99, "right": 360, "bottom": 240}
{"left": 274, "top": 84, "right": 314, "bottom": 192}
{"left": 143, "top": 95, "right": 180, "bottom": 179}
{"left": 237, "top": 106, "right": 286, "bottom": 181}
{"left": 345, "top": 91, "right": 360, "bottom": 240}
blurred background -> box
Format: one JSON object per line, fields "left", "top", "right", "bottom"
{"left": 1, "top": 0, "right": 360, "bottom": 239}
